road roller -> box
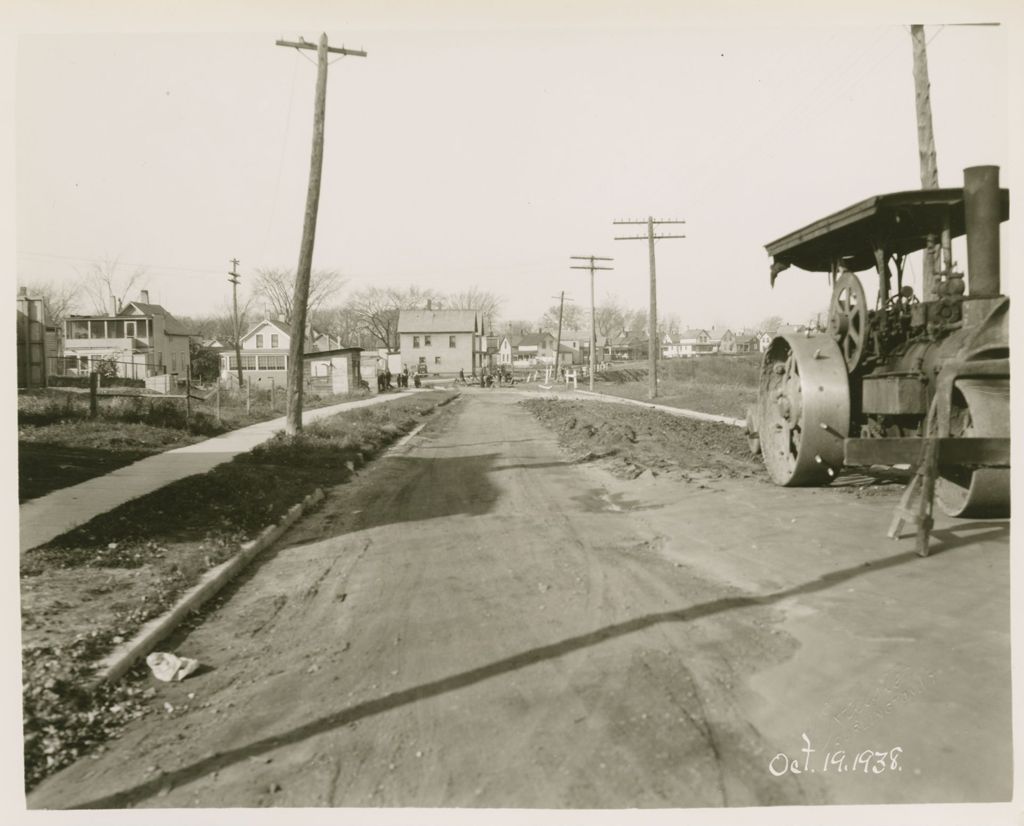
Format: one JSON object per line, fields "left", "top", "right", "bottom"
{"left": 746, "top": 166, "right": 1010, "bottom": 518}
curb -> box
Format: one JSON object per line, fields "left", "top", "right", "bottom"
{"left": 573, "top": 389, "right": 746, "bottom": 428}
{"left": 93, "top": 487, "right": 326, "bottom": 685}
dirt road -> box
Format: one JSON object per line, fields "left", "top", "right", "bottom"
{"left": 28, "top": 390, "right": 1010, "bottom": 809}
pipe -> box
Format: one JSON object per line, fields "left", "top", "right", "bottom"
{"left": 963, "top": 165, "right": 1001, "bottom": 297}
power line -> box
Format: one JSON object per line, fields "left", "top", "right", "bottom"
{"left": 614, "top": 218, "right": 685, "bottom": 400}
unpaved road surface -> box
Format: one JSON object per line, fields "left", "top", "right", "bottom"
{"left": 28, "top": 389, "right": 1010, "bottom": 809}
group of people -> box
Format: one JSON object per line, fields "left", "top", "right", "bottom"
{"left": 457, "top": 367, "right": 516, "bottom": 388}
{"left": 377, "top": 365, "right": 413, "bottom": 391}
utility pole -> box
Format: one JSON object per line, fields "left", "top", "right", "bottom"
{"left": 614, "top": 217, "right": 685, "bottom": 400}
{"left": 570, "top": 256, "right": 613, "bottom": 392}
{"left": 276, "top": 33, "right": 366, "bottom": 434}
{"left": 551, "top": 292, "right": 574, "bottom": 376}
{"left": 911, "top": 24, "right": 941, "bottom": 297}
{"left": 228, "top": 258, "right": 244, "bottom": 389}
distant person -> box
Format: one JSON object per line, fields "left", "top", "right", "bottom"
{"left": 402, "top": 365, "right": 409, "bottom": 388}
{"left": 384, "top": 367, "right": 392, "bottom": 390}
{"left": 459, "top": 368, "right": 466, "bottom": 385}
{"left": 376, "top": 371, "right": 384, "bottom": 392}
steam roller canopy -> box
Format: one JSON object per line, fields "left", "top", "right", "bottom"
{"left": 936, "top": 378, "right": 1010, "bottom": 518}
{"left": 758, "top": 333, "right": 850, "bottom": 486}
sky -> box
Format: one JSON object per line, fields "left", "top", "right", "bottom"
{"left": 9, "top": 2, "right": 1016, "bottom": 337}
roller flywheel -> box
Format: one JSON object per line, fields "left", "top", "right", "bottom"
{"left": 936, "top": 378, "right": 1010, "bottom": 518}
{"left": 757, "top": 333, "right": 850, "bottom": 486}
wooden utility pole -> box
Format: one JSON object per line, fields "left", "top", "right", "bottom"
{"left": 276, "top": 33, "right": 366, "bottom": 434}
{"left": 911, "top": 24, "right": 940, "bottom": 298}
{"left": 551, "top": 292, "right": 575, "bottom": 376}
{"left": 571, "top": 256, "right": 613, "bottom": 391}
{"left": 614, "top": 217, "right": 685, "bottom": 399}
{"left": 228, "top": 258, "right": 244, "bottom": 389}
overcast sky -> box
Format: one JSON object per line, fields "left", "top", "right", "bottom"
{"left": 10, "top": 2, "right": 1015, "bottom": 333}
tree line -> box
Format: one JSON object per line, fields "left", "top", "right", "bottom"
{"left": 19, "top": 256, "right": 792, "bottom": 358}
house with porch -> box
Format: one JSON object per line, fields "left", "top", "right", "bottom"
{"left": 220, "top": 318, "right": 347, "bottom": 386}
{"left": 62, "top": 290, "right": 195, "bottom": 380}
{"left": 675, "top": 328, "right": 715, "bottom": 358}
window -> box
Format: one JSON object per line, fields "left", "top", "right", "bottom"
{"left": 424, "top": 335, "right": 431, "bottom": 346}
{"left": 413, "top": 336, "right": 420, "bottom": 348}
{"left": 90, "top": 320, "right": 105, "bottom": 338}
{"left": 125, "top": 321, "right": 136, "bottom": 338}
{"left": 68, "top": 320, "right": 89, "bottom": 339}
{"left": 449, "top": 335, "right": 456, "bottom": 348}
{"left": 434, "top": 356, "right": 441, "bottom": 364}
{"left": 240, "top": 354, "right": 257, "bottom": 371}
{"left": 259, "top": 355, "right": 286, "bottom": 370}
{"left": 271, "top": 334, "right": 279, "bottom": 348}
{"left": 256, "top": 334, "right": 264, "bottom": 349}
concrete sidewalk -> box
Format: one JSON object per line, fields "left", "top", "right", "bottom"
{"left": 19, "top": 392, "right": 417, "bottom": 553}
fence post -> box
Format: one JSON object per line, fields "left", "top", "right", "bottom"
{"left": 215, "top": 382, "right": 221, "bottom": 424}
{"left": 89, "top": 371, "right": 99, "bottom": 419}
{"left": 270, "top": 377, "right": 276, "bottom": 412}
{"left": 246, "top": 380, "right": 251, "bottom": 415}
{"left": 185, "top": 365, "right": 192, "bottom": 424}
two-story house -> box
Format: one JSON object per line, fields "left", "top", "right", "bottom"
{"left": 62, "top": 291, "right": 195, "bottom": 380}
{"left": 397, "top": 308, "right": 480, "bottom": 376}
{"left": 674, "top": 328, "right": 714, "bottom": 358}
{"left": 708, "top": 328, "right": 735, "bottom": 354}
{"left": 220, "top": 318, "right": 344, "bottom": 386}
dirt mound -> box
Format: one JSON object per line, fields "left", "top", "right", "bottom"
{"left": 522, "top": 399, "right": 763, "bottom": 482}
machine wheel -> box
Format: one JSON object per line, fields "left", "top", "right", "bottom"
{"left": 757, "top": 333, "right": 850, "bottom": 486}
{"left": 934, "top": 378, "right": 1010, "bottom": 518}
{"left": 828, "top": 272, "right": 869, "bottom": 371}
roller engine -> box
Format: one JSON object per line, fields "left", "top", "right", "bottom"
{"left": 747, "top": 166, "right": 1010, "bottom": 518}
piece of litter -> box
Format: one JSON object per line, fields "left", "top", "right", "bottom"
{"left": 147, "top": 652, "right": 200, "bottom": 682}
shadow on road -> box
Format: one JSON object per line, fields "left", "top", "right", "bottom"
{"left": 60, "top": 535, "right": 1000, "bottom": 810}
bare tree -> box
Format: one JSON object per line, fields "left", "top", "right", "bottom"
{"left": 594, "top": 295, "right": 626, "bottom": 338}
{"left": 17, "top": 278, "right": 82, "bottom": 326}
{"left": 345, "top": 286, "right": 442, "bottom": 351}
{"left": 442, "top": 287, "right": 503, "bottom": 331}
{"left": 80, "top": 257, "right": 147, "bottom": 314}
{"left": 253, "top": 267, "right": 346, "bottom": 324}
{"left": 759, "top": 314, "right": 784, "bottom": 334}
{"left": 539, "top": 301, "right": 584, "bottom": 332}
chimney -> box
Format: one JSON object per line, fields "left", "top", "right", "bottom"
{"left": 139, "top": 289, "right": 150, "bottom": 304}
{"left": 109, "top": 294, "right": 119, "bottom": 315}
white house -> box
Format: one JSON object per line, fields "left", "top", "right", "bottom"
{"left": 220, "top": 319, "right": 344, "bottom": 385}
{"left": 397, "top": 308, "right": 480, "bottom": 376}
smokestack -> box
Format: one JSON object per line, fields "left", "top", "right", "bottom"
{"left": 140, "top": 289, "right": 150, "bottom": 303}
{"left": 964, "top": 165, "right": 1001, "bottom": 297}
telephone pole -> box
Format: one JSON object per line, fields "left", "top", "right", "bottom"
{"left": 570, "top": 255, "right": 613, "bottom": 391}
{"left": 911, "top": 24, "right": 941, "bottom": 298}
{"left": 614, "top": 217, "right": 685, "bottom": 400}
{"left": 551, "top": 292, "right": 574, "bottom": 376}
{"left": 276, "top": 33, "right": 367, "bottom": 434}
{"left": 228, "top": 258, "right": 244, "bottom": 389}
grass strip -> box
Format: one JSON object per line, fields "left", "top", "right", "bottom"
{"left": 20, "top": 391, "right": 454, "bottom": 790}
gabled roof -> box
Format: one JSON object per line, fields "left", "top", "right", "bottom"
{"left": 240, "top": 318, "right": 291, "bottom": 341}
{"left": 398, "top": 309, "right": 478, "bottom": 333}
{"left": 518, "top": 332, "right": 555, "bottom": 347}
{"left": 679, "top": 328, "right": 709, "bottom": 339}
{"left": 119, "top": 301, "right": 196, "bottom": 335}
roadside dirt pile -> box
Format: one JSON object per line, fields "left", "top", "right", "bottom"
{"left": 523, "top": 399, "right": 763, "bottom": 482}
